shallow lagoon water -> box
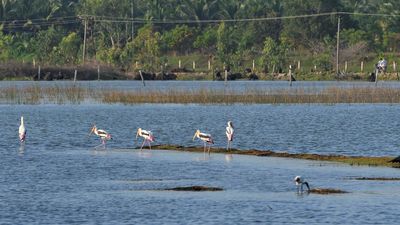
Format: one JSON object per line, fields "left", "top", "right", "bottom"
{"left": 2, "top": 104, "right": 400, "bottom": 156}
{"left": 1, "top": 147, "right": 400, "bottom": 224}
{"left": 2, "top": 80, "right": 400, "bottom": 93}
{"left": 2, "top": 81, "right": 400, "bottom": 224}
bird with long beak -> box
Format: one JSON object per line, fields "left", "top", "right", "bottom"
{"left": 193, "top": 129, "right": 214, "bottom": 155}
{"left": 226, "top": 121, "right": 234, "bottom": 150}
{"left": 19, "top": 116, "right": 26, "bottom": 142}
{"left": 89, "top": 124, "right": 112, "bottom": 148}
{"left": 136, "top": 128, "right": 155, "bottom": 150}
{"left": 294, "top": 176, "right": 310, "bottom": 193}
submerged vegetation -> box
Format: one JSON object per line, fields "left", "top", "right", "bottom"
{"left": 152, "top": 145, "right": 400, "bottom": 168}
{"left": 2, "top": 84, "right": 400, "bottom": 104}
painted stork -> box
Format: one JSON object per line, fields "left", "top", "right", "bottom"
{"left": 294, "top": 176, "right": 310, "bottom": 192}
{"left": 226, "top": 121, "right": 234, "bottom": 150}
{"left": 19, "top": 116, "right": 26, "bottom": 142}
{"left": 89, "top": 124, "right": 112, "bottom": 148}
{"left": 136, "top": 128, "right": 155, "bottom": 150}
{"left": 193, "top": 129, "right": 214, "bottom": 155}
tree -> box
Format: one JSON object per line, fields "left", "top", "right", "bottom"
{"left": 133, "top": 23, "right": 161, "bottom": 71}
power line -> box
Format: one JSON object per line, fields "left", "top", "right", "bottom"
{"left": 1, "top": 11, "right": 400, "bottom": 28}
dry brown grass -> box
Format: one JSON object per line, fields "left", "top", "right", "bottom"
{"left": 1, "top": 84, "right": 400, "bottom": 104}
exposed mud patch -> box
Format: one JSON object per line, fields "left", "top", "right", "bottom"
{"left": 164, "top": 186, "right": 223, "bottom": 192}
{"left": 309, "top": 188, "right": 348, "bottom": 194}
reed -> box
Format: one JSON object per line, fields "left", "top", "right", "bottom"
{"left": 2, "top": 84, "right": 400, "bottom": 104}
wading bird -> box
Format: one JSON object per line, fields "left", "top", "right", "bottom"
{"left": 89, "top": 124, "right": 112, "bottom": 148}
{"left": 136, "top": 128, "right": 155, "bottom": 150}
{"left": 226, "top": 121, "right": 234, "bottom": 150}
{"left": 193, "top": 129, "right": 214, "bottom": 155}
{"left": 294, "top": 176, "right": 310, "bottom": 192}
{"left": 19, "top": 116, "right": 26, "bottom": 142}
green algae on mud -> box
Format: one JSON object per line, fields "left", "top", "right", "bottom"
{"left": 151, "top": 145, "right": 400, "bottom": 168}
{"left": 164, "top": 186, "right": 223, "bottom": 191}
{"left": 351, "top": 177, "right": 400, "bottom": 181}
{"left": 309, "top": 188, "right": 348, "bottom": 194}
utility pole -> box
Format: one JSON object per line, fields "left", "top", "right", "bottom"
{"left": 82, "top": 17, "right": 87, "bottom": 64}
{"left": 336, "top": 16, "right": 340, "bottom": 74}
{"left": 131, "top": 0, "right": 135, "bottom": 41}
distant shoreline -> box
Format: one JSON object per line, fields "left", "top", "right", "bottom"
{"left": 1, "top": 62, "right": 400, "bottom": 81}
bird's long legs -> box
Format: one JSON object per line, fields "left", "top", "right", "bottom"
{"left": 226, "top": 141, "right": 232, "bottom": 151}
{"left": 140, "top": 139, "right": 146, "bottom": 150}
{"left": 94, "top": 140, "right": 106, "bottom": 149}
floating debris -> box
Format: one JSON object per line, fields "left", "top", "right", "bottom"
{"left": 165, "top": 186, "right": 223, "bottom": 192}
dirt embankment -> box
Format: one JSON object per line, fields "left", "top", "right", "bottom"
{"left": 0, "top": 62, "right": 130, "bottom": 80}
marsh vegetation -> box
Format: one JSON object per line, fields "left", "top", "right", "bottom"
{"left": 2, "top": 83, "right": 400, "bottom": 105}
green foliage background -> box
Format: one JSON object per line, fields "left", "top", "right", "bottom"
{"left": 1, "top": 0, "right": 400, "bottom": 73}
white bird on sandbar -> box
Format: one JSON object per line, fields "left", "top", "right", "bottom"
{"left": 89, "top": 124, "right": 112, "bottom": 148}
{"left": 19, "top": 116, "right": 26, "bottom": 142}
{"left": 294, "top": 176, "right": 310, "bottom": 193}
{"left": 136, "top": 128, "right": 155, "bottom": 150}
{"left": 226, "top": 121, "right": 234, "bottom": 150}
{"left": 193, "top": 129, "right": 214, "bottom": 155}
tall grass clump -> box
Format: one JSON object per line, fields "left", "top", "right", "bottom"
{"left": 2, "top": 84, "right": 400, "bottom": 104}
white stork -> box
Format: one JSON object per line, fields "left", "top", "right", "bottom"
{"left": 89, "top": 124, "right": 112, "bottom": 148}
{"left": 136, "top": 128, "right": 155, "bottom": 150}
{"left": 294, "top": 176, "right": 310, "bottom": 193}
{"left": 226, "top": 121, "right": 234, "bottom": 150}
{"left": 193, "top": 129, "right": 214, "bottom": 155}
{"left": 19, "top": 116, "right": 26, "bottom": 142}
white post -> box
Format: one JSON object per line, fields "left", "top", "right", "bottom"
{"left": 314, "top": 65, "right": 317, "bottom": 71}
{"left": 74, "top": 70, "right": 77, "bottom": 83}
{"left": 178, "top": 60, "right": 181, "bottom": 69}
{"left": 38, "top": 66, "right": 41, "bottom": 80}
{"left": 393, "top": 61, "right": 396, "bottom": 72}
{"left": 97, "top": 65, "right": 100, "bottom": 81}
{"left": 193, "top": 61, "right": 196, "bottom": 70}
{"left": 208, "top": 60, "right": 211, "bottom": 70}
{"left": 33, "top": 59, "right": 36, "bottom": 68}
{"left": 252, "top": 60, "right": 255, "bottom": 71}
{"left": 344, "top": 61, "right": 348, "bottom": 72}
{"left": 224, "top": 70, "right": 228, "bottom": 85}
{"left": 297, "top": 60, "right": 301, "bottom": 70}
{"left": 139, "top": 70, "right": 146, "bottom": 87}
{"left": 361, "top": 61, "right": 364, "bottom": 72}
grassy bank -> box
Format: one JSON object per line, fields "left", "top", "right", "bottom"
{"left": 2, "top": 84, "right": 400, "bottom": 104}
{"left": 153, "top": 145, "right": 400, "bottom": 168}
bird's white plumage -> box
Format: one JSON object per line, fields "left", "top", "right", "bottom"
{"left": 226, "top": 121, "right": 234, "bottom": 141}
{"left": 19, "top": 116, "right": 26, "bottom": 142}
{"left": 136, "top": 128, "right": 155, "bottom": 150}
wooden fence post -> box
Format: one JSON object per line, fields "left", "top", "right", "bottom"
{"left": 38, "top": 66, "right": 41, "bottom": 80}
{"left": 361, "top": 61, "right": 364, "bottom": 72}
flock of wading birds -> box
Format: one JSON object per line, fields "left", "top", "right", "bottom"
{"left": 17, "top": 116, "right": 311, "bottom": 192}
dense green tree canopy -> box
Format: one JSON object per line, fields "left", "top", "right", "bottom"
{"left": 0, "top": 0, "right": 399, "bottom": 71}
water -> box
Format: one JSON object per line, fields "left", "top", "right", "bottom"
{"left": 2, "top": 104, "right": 400, "bottom": 156}
{"left": 2, "top": 80, "right": 400, "bottom": 93}
{"left": 2, "top": 81, "right": 400, "bottom": 224}
{"left": 1, "top": 148, "right": 399, "bottom": 224}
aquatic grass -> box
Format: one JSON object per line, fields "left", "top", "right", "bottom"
{"left": 2, "top": 84, "right": 400, "bottom": 104}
